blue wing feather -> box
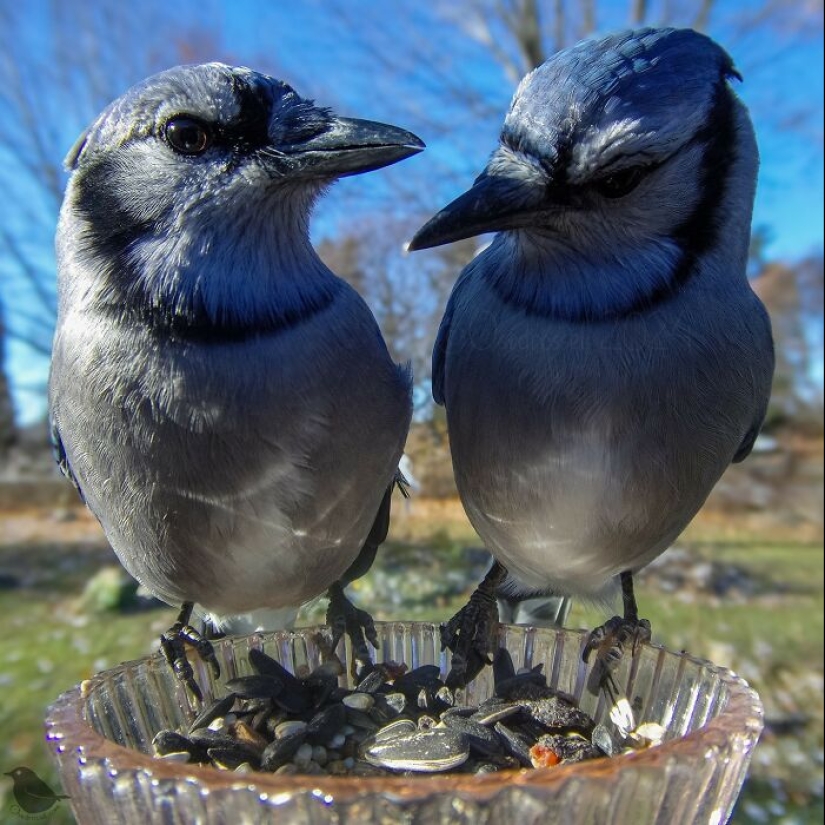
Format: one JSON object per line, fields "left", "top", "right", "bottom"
{"left": 433, "top": 270, "right": 473, "bottom": 406}
{"left": 733, "top": 311, "right": 775, "bottom": 464}
{"left": 50, "top": 416, "right": 85, "bottom": 503}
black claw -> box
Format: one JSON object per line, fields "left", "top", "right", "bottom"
{"left": 583, "top": 572, "right": 652, "bottom": 695}
{"left": 160, "top": 602, "right": 219, "bottom": 703}
{"left": 183, "top": 625, "right": 221, "bottom": 679}
{"left": 160, "top": 630, "right": 203, "bottom": 703}
{"left": 445, "top": 647, "right": 489, "bottom": 691}
{"left": 441, "top": 561, "right": 507, "bottom": 689}
{"left": 361, "top": 609, "right": 380, "bottom": 650}
{"left": 326, "top": 582, "right": 378, "bottom": 676}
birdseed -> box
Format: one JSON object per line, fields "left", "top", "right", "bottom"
{"left": 151, "top": 645, "right": 661, "bottom": 776}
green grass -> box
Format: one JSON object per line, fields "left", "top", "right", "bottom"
{"left": 0, "top": 514, "right": 822, "bottom": 824}
{"left": 567, "top": 543, "right": 824, "bottom": 824}
{"left": 0, "top": 542, "right": 169, "bottom": 824}
{"left": 569, "top": 540, "right": 824, "bottom": 665}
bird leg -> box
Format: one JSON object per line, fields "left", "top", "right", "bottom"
{"left": 159, "top": 601, "right": 220, "bottom": 703}
{"left": 324, "top": 479, "right": 400, "bottom": 677}
{"left": 583, "top": 571, "right": 651, "bottom": 695}
{"left": 441, "top": 560, "right": 508, "bottom": 690}
{"left": 326, "top": 582, "right": 379, "bottom": 677}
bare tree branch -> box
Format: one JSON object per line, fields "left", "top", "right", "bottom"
{"left": 691, "top": 0, "right": 716, "bottom": 31}
{"left": 0, "top": 230, "right": 56, "bottom": 318}
{"left": 580, "top": 0, "right": 596, "bottom": 36}
{"left": 514, "top": 0, "right": 547, "bottom": 69}
{"left": 553, "top": 0, "right": 565, "bottom": 50}
{"left": 630, "top": 0, "right": 647, "bottom": 26}
{"left": 0, "top": 0, "right": 820, "bottom": 427}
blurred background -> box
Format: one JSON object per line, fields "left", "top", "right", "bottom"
{"left": 0, "top": 1, "right": 822, "bottom": 823}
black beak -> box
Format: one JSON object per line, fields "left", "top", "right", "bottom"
{"left": 276, "top": 115, "right": 424, "bottom": 178}
{"left": 409, "top": 167, "right": 547, "bottom": 251}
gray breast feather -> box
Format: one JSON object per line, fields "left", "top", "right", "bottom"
{"left": 50, "top": 289, "right": 411, "bottom": 613}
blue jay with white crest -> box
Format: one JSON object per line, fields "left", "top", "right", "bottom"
{"left": 49, "top": 63, "right": 423, "bottom": 698}
{"left": 409, "top": 28, "right": 774, "bottom": 688}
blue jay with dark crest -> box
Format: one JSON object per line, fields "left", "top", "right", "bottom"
{"left": 50, "top": 63, "right": 423, "bottom": 698}
{"left": 409, "top": 28, "right": 773, "bottom": 688}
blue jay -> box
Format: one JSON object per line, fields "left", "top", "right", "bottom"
{"left": 409, "top": 28, "right": 774, "bottom": 687}
{"left": 50, "top": 63, "right": 423, "bottom": 697}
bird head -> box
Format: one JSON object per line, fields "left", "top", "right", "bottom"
{"left": 67, "top": 62, "right": 423, "bottom": 220}
{"left": 409, "top": 28, "right": 757, "bottom": 314}
{"left": 58, "top": 63, "right": 423, "bottom": 331}
{"left": 4, "top": 767, "right": 34, "bottom": 780}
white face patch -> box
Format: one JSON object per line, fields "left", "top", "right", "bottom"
{"left": 572, "top": 98, "right": 710, "bottom": 184}
{"left": 570, "top": 117, "right": 648, "bottom": 180}
{"left": 501, "top": 29, "right": 722, "bottom": 192}
{"left": 487, "top": 145, "right": 546, "bottom": 187}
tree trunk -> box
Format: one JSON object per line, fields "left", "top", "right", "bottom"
{"left": 0, "top": 303, "right": 17, "bottom": 461}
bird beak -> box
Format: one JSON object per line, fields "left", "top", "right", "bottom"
{"left": 275, "top": 116, "right": 424, "bottom": 178}
{"left": 408, "top": 168, "right": 543, "bottom": 251}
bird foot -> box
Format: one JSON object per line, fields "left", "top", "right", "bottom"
{"left": 582, "top": 614, "right": 652, "bottom": 696}
{"left": 326, "top": 583, "right": 379, "bottom": 677}
{"left": 159, "top": 602, "right": 220, "bottom": 703}
{"left": 441, "top": 561, "right": 507, "bottom": 690}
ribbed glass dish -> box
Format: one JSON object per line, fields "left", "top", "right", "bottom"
{"left": 45, "top": 622, "right": 762, "bottom": 824}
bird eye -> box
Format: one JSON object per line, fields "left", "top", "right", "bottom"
{"left": 593, "top": 166, "right": 645, "bottom": 199}
{"left": 164, "top": 117, "right": 212, "bottom": 155}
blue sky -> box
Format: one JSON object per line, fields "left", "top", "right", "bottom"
{"left": 2, "top": 0, "right": 823, "bottom": 425}
{"left": 227, "top": 0, "right": 825, "bottom": 260}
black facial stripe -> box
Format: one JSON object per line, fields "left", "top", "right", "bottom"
{"left": 73, "top": 155, "right": 158, "bottom": 290}
{"left": 668, "top": 79, "right": 737, "bottom": 284}
{"left": 75, "top": 152, "right": 341, "bottom": 344}
{"left": 216, "top": 75, "right": 275, "bottom": 153}
{"left": 501, "top": 126, "right": 573, "bottom": 185}
{"left": 549, "top": 131, "right": 574, "bottom": 186}
{"left": 601, "top": 79, "right": 736, "bottom": 320}
{"left": 580, "top": 79, "right": 737, "bottom": 321}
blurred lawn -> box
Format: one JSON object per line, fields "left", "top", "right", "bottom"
{"left": 0, "top": 501, "right": 822, "bottom": 824}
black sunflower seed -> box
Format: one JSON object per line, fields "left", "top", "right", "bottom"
{"left": 306, "top": 703, "right": 347, "bottom": 745}
{"left": 224, "top": 674, "right": 284, "bottom": 700}
{"left": 149, "top": 642, "right": 611, "bottom": 778}
{"left": 188, "top": 693, "right": 237, "bottom": 734}
{"left": 356, "top": 669, "right": 386, "bottom": 694}
{"left": 393, "top": 665, "right": 443, "bottom": 697}
{"left": 207, "top": 742, "right": 262, "bottom": 770}
{"left": 260, "top": 731, "right": 307, "bottom": 771}
{"left": 441, "top": 715, "right": 503, "bottom": 757}
{"left": 494, "top": 722, "right": 533, "bottom": 767}
{"left": 152, "top": 729, "right": 207, "bottom": 761}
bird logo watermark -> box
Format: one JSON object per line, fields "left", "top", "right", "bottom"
{"left": 4, "top": 766, "right": 70, "bottom": 821}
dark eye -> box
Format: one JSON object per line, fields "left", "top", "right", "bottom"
{"left": 593, "top": 166, "right": 645, "bottom": 199}
{"left": 164, "top": 117, "right": 212, "bottom": 155}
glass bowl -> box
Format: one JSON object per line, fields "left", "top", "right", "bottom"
{"left": 45, "top": 622, "right": 762, "bottom": 824}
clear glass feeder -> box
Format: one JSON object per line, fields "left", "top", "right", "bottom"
{"left": 45, "top": 622, "right": 762, "bottom": 824}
